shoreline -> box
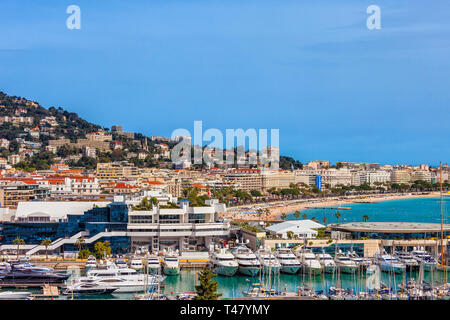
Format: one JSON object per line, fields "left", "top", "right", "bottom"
{"left": 221, "top": 192, "right": 442, "bottom": 222}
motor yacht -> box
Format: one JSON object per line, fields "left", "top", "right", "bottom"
{"left": 0, "top": 262, "right": 70, "bottom": 284}
{"left": 295, "top": 248, "right": 322, "bottom": 275}
{"left": 162, "top": 251, "right": 180, "bottom": 276}
{"left": 316, "top": 252, "right": 336, "bottom": 274}
{"left": 63, "top": 279, "right": 117, "bottom": 295}
{"left": 411, "top": 247, "right": 438, "bottom": 271}
{"left": 346, "top": 250, "right": 372, "bottom": 272}
{"left": 334, "top": 251, "right": 358, "bottom": 274}
{"left": 0, "top": 290, "right": 32, "bottom": 299}
{"left": 276, "top": 248, "right": 301, "bottom": 274}
{"left": 374, "top": 251, "right": 406, "bottom": 274}
{"left": 130, "top": 259, "right": 143, "bottom": 271}
{"left": 255, "top": 247, "right": 281, "bottom": 274}
{"left": 75, "top": 261, "right": 164, "bottom": 293}
{"left": 394, "top": 251, "right": 419, "bottom": 271}
{"left": 231, "top": 244, "right": 260, "bottom": 277}
{"left": 86, "top": 255, "right": 97, "bottom": 270}
{"left": 147, "top": 256, "right": 161, "bottom": 274}
{"left": 115, "top": 257, "right": 128, "bottom": 269}
{"left": 209, "top": 247, "right": 239, "bottom": 276}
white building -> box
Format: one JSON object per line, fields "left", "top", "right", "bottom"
{"left": 360, "top": 170, "right": 391, "bottom": 185}
{"left": 265, "top": 220, "right": 325, "bottom": 239}
{"left": 127, "top": 196, "right": 229, "bottom": 253}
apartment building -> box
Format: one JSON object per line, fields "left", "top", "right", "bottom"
{"left": 303, "top": 168, "right": 353, "bottom": 187}
{"left": 360, "top": 170, "right": 392, "bottom": 185}
{"left": 221, "top": 169, "right": 264, "bottom": 192}
{"left": 96, "top": 162, "right": 139, "bottom": 186}
{"left": 391, "top": 170, "right": 412, "bottom": 184}
{"left": 262, "top": 170, "right": 296, "bottom": 190}
{"left": 0, "top": 180, "right": 50, "bottom": 209}
{"left": 411, "top": 170, "right": 432, "bottom": 183}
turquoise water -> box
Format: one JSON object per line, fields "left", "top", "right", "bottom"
{"left": 287, "top": 196, "right": 449, "bottom": 224}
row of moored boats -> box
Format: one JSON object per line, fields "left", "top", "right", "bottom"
{"left": 208, "top": 244, "right": 440, "bottom": 277}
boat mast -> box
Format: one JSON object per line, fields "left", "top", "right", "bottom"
{"left": 440, "top": 162, "right": 444, "bottom": 268}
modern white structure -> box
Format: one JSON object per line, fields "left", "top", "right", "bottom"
{"left": 127, "top": 195, "right": 230, "bottom": 253}
{"left": 265, "top": 220, "right": 325, "bottom": 239}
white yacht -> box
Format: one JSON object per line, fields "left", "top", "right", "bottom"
{"left": 63, "top": 279, "right": 118, "bottom": 295}
{"left": 162, "top": 251, "right": 180, "bottom": 276}
{"left": 394, "top": 251, "right": 419, "bottom": 270}
{"left": 0, "top": 291, "right": 32, "bottom": 300}
{"left": 295, "top": 248, "right": 322, "bottom": 275}
{"left": 231, "top": 244, "right": 261, "bottom": 277}
{"left": 346, "top": 250, "right": 372, "bottom": 272}
{"left": 86, "top": 255, "right": 97, "bottom": 270}
{"left": 115, "top": 257, "right": 128, "bottom": 269}
{"left": 334, "top": 251, "right": 358, "bottom": 274}
{"left": 276, "top": 248, "right": 301, "bottom": 274}
{"left": 255, "top": 247, "right": 281, "bottom": 274}
{"left": 147, "top": 256, "right": 161, "bottom": 274}
{"left": 374, "top": 251, "right": 406, "bottom": 274}
{"left": 209, "top": 247, "right": 239, "bottom": 276}
{"left": 411, "top": 247, "right": 438, "bottom": 271}
{"left": 316, "top": 252, "right": 336, "bottom": 274}
{"left": 75, "top": 261, "right": 164, "bottom": 293}
{"left": 130, "top": 259, "right": 144, "bottom": 271}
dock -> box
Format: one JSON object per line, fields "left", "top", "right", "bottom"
{"left": 30, "top": 284, "right": 60, "bottom": 299}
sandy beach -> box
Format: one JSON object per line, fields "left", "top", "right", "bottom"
{"left": 220, "top": 192, "right": 441, "bottom": 222}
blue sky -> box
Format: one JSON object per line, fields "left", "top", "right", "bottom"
{"left": 0, "top": 0, "right": 449, "bottom": 165}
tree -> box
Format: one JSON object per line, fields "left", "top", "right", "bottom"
{"left": 362, "top": 214, "right": 369, "bottom": 222}
{"left": 13, "top": 237, "right": 25, "bottom": 259}
{"left": 335, "top": 211, "right": 341, "bottom": 224}
{"left": 286, "top": 231, "right": 294, "bottom": 239}
{"left": 322, "top": 217, "right": 328, "bottom": 226}
{"left": 41, "top": 238, "right": 52, "bottom": 260}
{"left": 256, "top": 208, "right": 264, "bottom": 222}
{"left": 76, "top": 238, "right": 85, "bottom": 252}
{"left": 194, "top": 267, "right": 222, "bottom": 300}
{"left": 94, "top": 241, "right": 111, "bottom": 259}
{"left": 78, "top": 249, "right": 92, "bottom": 259}
{"left": 293, "top": 211, "right": 301, "bottom": 219}
{"left": 250, "top": 190, "right": 262, "bottom": 197}
{"left": 281, "top": 212, "right": 287, "bottom": 220}
{"left": 302, "top": 213, "right": 307, "bottom": 220}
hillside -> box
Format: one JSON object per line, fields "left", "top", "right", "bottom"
{"left": 0, "top": 91, "right": 302, "bottom": 171}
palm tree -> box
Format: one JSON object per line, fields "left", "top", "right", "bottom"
{"left": 322, "top": 217, "right": 328, "bottom": 226}
{"left": 256, "top": 208, "right": 264, "bottom": 222}
{"left": 41, "top": 238, "right": 52, "bottom": 260}
{"left": 362, "top": 214, "right": 369, "bottom": 222}
{"left": 13, "top": 237, "right": 25, "bottom": 259}
{"left": 76, "top": 238, "right": 85, "bottom": 252}
{"left": 302, "top": 213, "right": 307, "bottom": 220}
{"left": 281, "top": 213, "right": 287, "bottom": 220}
{"left": 293, "top": 211, "right": 301, "bottom": 219}
{"left": 335, "top": 211, "right": 342, "bottom": 224}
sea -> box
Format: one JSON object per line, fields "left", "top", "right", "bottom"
{"left": 286, "top": 196, "right": 449, "bottom": 224}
